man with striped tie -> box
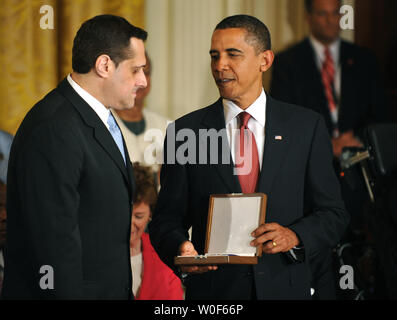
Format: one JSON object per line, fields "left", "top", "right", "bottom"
{"left": 270, "top": 0, "right": 388, "bottom": 299}
{"left": 150, "top": 14, "right": 349, "bottom": 300}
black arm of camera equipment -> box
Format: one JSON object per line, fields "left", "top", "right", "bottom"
{"left": 340, "top": 147, "right": 375, "bottom": 203}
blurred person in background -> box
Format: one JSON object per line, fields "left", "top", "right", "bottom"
{"left": 0, "top": 182, "right": 6, "bottom": 297}
{"left": 271, "top": 0, "right": 388, "bottom": 299}
{"left": 0, "top": 130, "right": 13, "bottom": 184}
{"left": 130, "top": 162, "right": 183, "bottom": 300}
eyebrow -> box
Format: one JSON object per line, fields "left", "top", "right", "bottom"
{"left": 209, "top": 48, "right": 244, "bottom": 55}
{"left": 132, "top": 64, "right": 146, "bottom": 70}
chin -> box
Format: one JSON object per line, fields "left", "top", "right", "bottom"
{"left": 119, "top": 103, "right": 135, "bottom": 111}
{"left": 218, "top": 89, "right": 233, "bottom": 100}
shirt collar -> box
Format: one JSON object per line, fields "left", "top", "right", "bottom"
{"left": 223, "top": 89, "right": 267, "bottom": 127}
{"left": 309, "top": 35, "right": 340, "bottom": 66}
{"left": 67, "top": 74, "right": 111, "bottom": 128}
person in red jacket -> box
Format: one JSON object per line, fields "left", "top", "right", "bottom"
{"left": 130, "top": 163, "right": 184, "bottom": 300}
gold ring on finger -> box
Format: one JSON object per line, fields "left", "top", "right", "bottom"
{"left": 272, "top": 241, "right": 277, "bottom": 247}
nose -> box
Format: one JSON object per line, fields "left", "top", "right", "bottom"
{"left": 326, "top": 11, "right": 339, "bottom": 24}
{"left": 213, "top": 54, "right": 229, "bottom": 72}
{"left": 137, "top": 68, "right": 147, "bottom": 89}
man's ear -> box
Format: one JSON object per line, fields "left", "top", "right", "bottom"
{"left": 260, "top": 50, "right": 274, "bottom": 72}
{"left": 95, "top": 54, "right": 113, "bottom": 78}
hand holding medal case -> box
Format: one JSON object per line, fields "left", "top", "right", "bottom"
{"left": 174, "top": 193, "right": 267, "bottom": 265}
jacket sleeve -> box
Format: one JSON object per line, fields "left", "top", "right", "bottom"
{"left": 149, "top": 122, "right": 191, "bottom": 271}
{"left": 288, "top": 116, "right": 350, "bottom": 259}
{"left": 16, "top": 122, "right": 84, "bottom": 298}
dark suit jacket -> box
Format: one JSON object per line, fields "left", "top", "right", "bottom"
{"left": 2, "top": 78, "right": 134, "bottom": 299}
{"left": 270, "top": 38, "right": 388, "bottom": 138}
{"left": 149, "top": 96, "right": 349, "bottom": 299}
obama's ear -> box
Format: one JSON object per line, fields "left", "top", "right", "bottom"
{"left": 260, "top": 50, "right": 274, "bottom": 72}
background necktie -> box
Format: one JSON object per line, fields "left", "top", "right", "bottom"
{"left": 321, "top": 47, "right": 339, "bottom": 137}
{"left": 107, "top": 113, "right": 126, "bottom": 164}
{"left": 235, "top": 112, "right": 259, "bottom": 193}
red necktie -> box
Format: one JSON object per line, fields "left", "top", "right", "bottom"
{"left": 321, "top": 47, "right": 339, "bottom": 137}
{"left": 235, "top": 112, "right": 259, "bottom": 193}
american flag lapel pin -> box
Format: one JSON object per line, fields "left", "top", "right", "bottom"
{"left": 275, "top": 135, "right": 282, "bottom": 140}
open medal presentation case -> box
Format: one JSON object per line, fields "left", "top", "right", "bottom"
{"left": 174, "top": 193, "right": 267, "bottom": 266}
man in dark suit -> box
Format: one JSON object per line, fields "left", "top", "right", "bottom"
{"left": 149, "top": 14, "right": 349, "bottom": 300}
{"left": 2, "top": 15, "right": 147, "bottom": 299}
{"left": 270, "top": 0, "right": 388, "bottom": 299}
{"left": 271, "top": 0, "right": 387, "bottom": 157}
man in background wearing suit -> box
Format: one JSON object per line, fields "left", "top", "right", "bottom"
{"left": 150, "top": 14, "right": 349, "bottom": 300}
{"left": 2, "top": 15, "right": 147, "bottom": 299}
{"left": 0, "top": 130, "right": 13, "bottom": 184}
{"left": 270, "top": 0, "right": 388, "bottom": 299}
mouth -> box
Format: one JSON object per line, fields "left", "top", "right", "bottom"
{"left": 216, "top": 78, "right": 235, "bottom": 86}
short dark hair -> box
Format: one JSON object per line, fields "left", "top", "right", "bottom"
{"left": 215, "top": 14, "right": 271, "bottom": 53}
{"left": 72, "top": 14, "right": 148, "bottom": 73}
{"left": 132, "top": 162, "right": 157, "bottom": 213}
{"left": 305, "top": 0, "right": 342, "bottom": 13}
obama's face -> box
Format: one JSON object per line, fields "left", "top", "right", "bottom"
{"left": 210, "top": 28, "right": 272, "bottom": 109}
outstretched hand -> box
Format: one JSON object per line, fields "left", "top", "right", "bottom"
{"left": 179, "top": 241, "right": 218, "bottom": 274}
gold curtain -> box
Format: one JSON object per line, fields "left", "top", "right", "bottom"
{"left": 0, "top": 0, "right": 144, "bottom": 135}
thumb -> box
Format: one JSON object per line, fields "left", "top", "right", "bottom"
{"left": 179, "top": 241, "right": 198, "bottom": 256}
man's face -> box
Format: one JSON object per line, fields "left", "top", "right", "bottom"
{"left": 210, "top": 28, "right": 265, "bottom": 108}
{"left": 134, "top": 62, "right": 151, "bottom": 106}
{"left": 307, "top": 0, "right": 341, "bottom": 44}
{"left": 107, "top": 37, "right": 147, "bottom": 110}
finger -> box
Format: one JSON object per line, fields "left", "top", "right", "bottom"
{"left": 179, "top": 241, "right": 197, "bottom": 256}
{"left": 251, "top": 223, "right": 280, "bottom": 237}
{"left": 197, "top": 265, "right": 218, "bottom": 273}
{"left": 181, "top": 265, "right": 199, "bottom": 273}
{"left": 181, "top": 265, "right": 218, "bottom": 274}
{"left": 262, "top": 237, "right": 285, "bottom": 254}
{"left": 250, "top": 230, "right": 278, "bottom": 247}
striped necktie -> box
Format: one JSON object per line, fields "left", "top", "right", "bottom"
{"left": 321, "top": 47, "right": 339, "bottom": 138}
{"left": 235, "top": 112, "right": 259, "bottom": 193}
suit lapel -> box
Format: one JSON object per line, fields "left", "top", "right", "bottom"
{"left": 200, "top": 97, "right": 291, "bottom": 194}
{"left": 256, "top": 96, "right": 290, "bottom": 194}
{"left": 201, "top": 99, "right": 241, "bottom": 193}
{"left": 57, "top": 78, "right": 130, "bottom": 185}
{"left": 303, "top": 39, "right": 324, "bottom": 90}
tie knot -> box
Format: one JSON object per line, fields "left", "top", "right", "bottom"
{"left": 324, "top": 47, "right": 333, "bottom": 61}
{"left": 239, "top": 112, "right": 251, "bottom": 128}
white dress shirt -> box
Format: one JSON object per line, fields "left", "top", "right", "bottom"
{"left": 67, "top": 74, "right": 112, "bottom": 130}
{"left": 309, "top": 36, "right": 341, "bottom": 124}
{"left": 223, "top": 89, "right": 266, "bottom": 170}
{"left": 223, "top": 90, "right": 302, "bottom": 258}
{"left": 130, "top": 253, "right": 143, "bottom": 296}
